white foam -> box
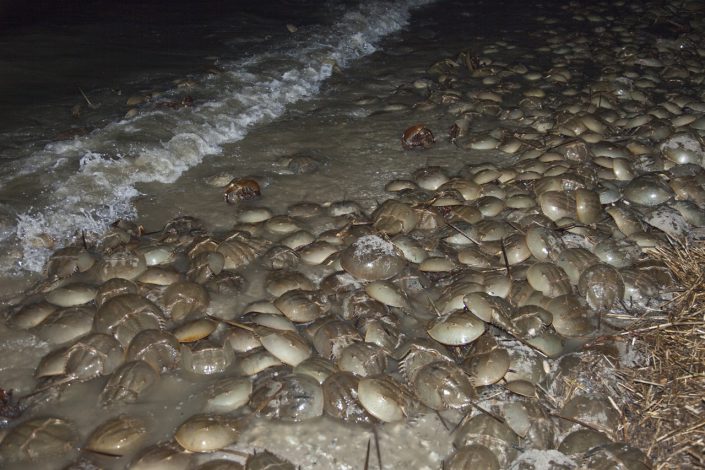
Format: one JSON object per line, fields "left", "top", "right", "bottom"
{"left": 661, "top": 133, "right": 704, "bottom": 155}
{"left": 509, "top": 449, "right": 577, "bottom": 469}
{"left": 353, "top": 235, "right": 399, "bottom": 259}
{"left": 11, "top": 0, "right": 434, "bottom": 273}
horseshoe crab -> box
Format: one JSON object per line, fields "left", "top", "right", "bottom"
{"left": 204, "top": 377, "right": 253, "bottom": 413}
{"left": 322, "top": 371, "right": 373, "bottom": 423}
{"left": 0, "top": 417, "right": 79, "bottom": 462}
{"left": 44, "top": 283, "right": 96, "bottom": 308}
{"left": 445, "top": 444, "right": 500, "bottom": 470}
{"left": 454, "top": 414, "right": 520, "bottom": 467}
{"left": 84, "top": 414, "right": 148, "bottom": 456}
{"left": 427, "top": 309, "right": 486, "bottom": 346}
{"left": 95, "top": 248, "right": 147, "bottom": 282}
{"left": 401, "top": 124, "right": 435, "bottom": 150}
{"left": 246, "top": 450, "right": 296, "bottom": 470}
{"left": 217, "top": 232, "right": 271, "bottom": 270}
{"left": 163, "top": 281, "right": 209, "bottom": 322}
{"left": 357, "top": 375, "right": 416, "bottom": 423}
{"left": 462, "top": 334, "right": 510, "bottom": 386}
{"left": 181, "top": 340, "right": 235, "bottom": 375}
{"left": 174, "top": 414, "right": 245, "bottom": 452}
{"left": 35, "top": 333, "right": 123, "bottom": 383}
{"left": 250, "top": 373, "right": 323, "bottom": 421}
{"left": 31, "top": 306, "right": 94, "bottom": 345}
{"left": 100, "top": 360, "right": 159, "bottom": 406}
{"left": 126, "top": 329, "right": 181, "bottom": 371}
{"left": 45, "top": 246, "right": 95, "bottom": 279}
{"left": 94, "top": 294, "right": 165, "bottom": 347}
{"left": 274, "top": 289, "right": 329, "bottom": 323}
{"left": 337, "top": 342, "right": 388, "bottom": 377}
{"left": 340, "top": 234, "right": 406, "bottom": 281}
{"left": 224, "top": 178, "right": 261, "bottom": 203}
{"left": 129, "top": 443, "right": 192, "bottom": 470}
{"left": 412, "top": 360, "right": 476, "bottom": 411}
{"left": 372, "top": 200, "right": 418, "bottom": 235}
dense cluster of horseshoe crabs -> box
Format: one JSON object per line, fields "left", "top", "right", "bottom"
{"left": 2, "top": 0, "right": 705, "bottom": 468}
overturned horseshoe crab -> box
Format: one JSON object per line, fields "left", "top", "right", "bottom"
{"left": 401, "top": 124, "right": 435, "bottom": 150}
{"left": 224, "top": 178, "right": 261, "bottom": 204}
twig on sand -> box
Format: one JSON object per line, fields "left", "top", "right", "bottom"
{"left": 364, "top": 438, "right": 371, "bottom": 470}
{"left": 373, "top": 427, "right": 382, "bottom": 470}
{"left": 79, "top": 87, "right": 101, "bottom": 109}
{"left": 435, "top": 410, "right": 450, "bottom": 431}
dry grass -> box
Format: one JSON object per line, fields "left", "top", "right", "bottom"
{"left": 620, "top": 243, "right": 705, "bottom": 469}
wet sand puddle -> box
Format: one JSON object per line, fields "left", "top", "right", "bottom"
{"left": 2, "top": 0, "right": 705, "bottom": 468}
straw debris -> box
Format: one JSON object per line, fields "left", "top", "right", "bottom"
{"left": 620, "top": 242, "right": 705, "bottom": 469}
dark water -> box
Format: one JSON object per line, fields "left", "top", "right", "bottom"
{"left": 0, "top": 0, "right": 324, "bottom": 117}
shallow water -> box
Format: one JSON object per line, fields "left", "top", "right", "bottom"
{"left": 0, "top": 0, "right": 553, "bottom": 288}
{"left": 130, "top": 0, "right": 548, "bottom": 262}
{"left": 0, "top": 0, "right": 435, "bottom": 280}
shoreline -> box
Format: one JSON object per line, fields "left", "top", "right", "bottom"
{"left": 1, "top": 0, "right": 705, "bottom": 468}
